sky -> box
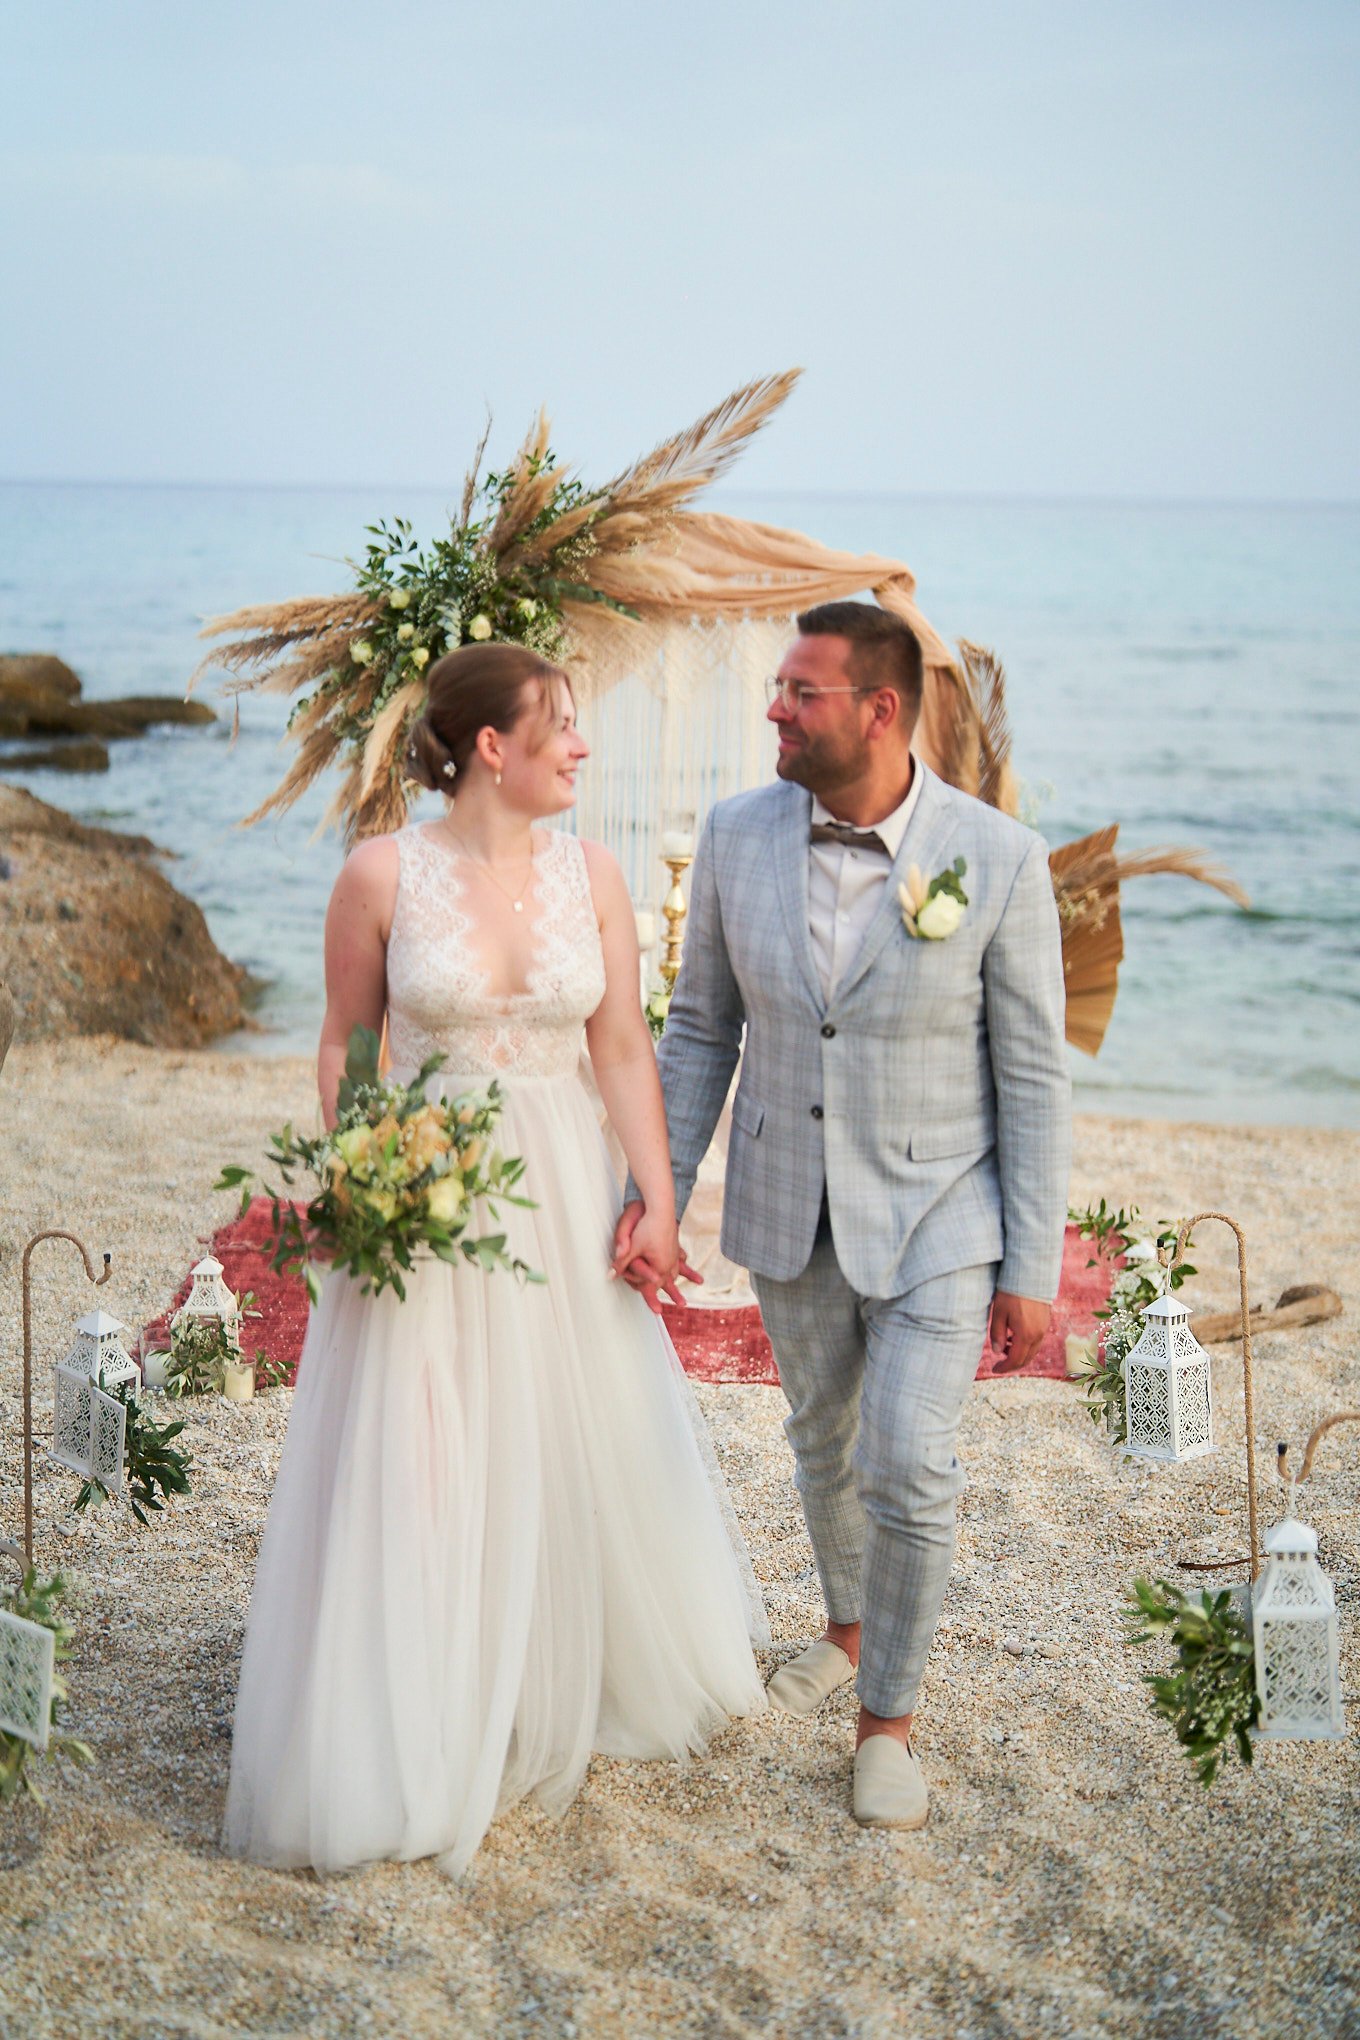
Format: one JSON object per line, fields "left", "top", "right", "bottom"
{"left": 3, "top": 1, "right": 1357, "bottom": 500}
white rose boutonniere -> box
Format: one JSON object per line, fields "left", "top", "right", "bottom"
{"left": 898, "top": 856, "right": 968, "bottom": 941}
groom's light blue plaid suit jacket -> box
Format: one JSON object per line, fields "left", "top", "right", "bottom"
{"left": 652, "top": 765, "right": 1071, "bottom": 1302}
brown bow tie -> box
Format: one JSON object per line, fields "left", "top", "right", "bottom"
{"left": 809, "top": 820, "right": 890, "bottom": 855}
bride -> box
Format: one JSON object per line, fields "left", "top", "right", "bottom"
{"left": 223, "top": 643, "right": 768, "bottom": 1877}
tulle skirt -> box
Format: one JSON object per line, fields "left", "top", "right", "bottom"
{"left": 222, "top": 1070, "right": 768, "bottom": 1877}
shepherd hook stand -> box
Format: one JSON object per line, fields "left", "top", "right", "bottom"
{"left": 1277, "top": 1410, "right": 1360, "bottom": 1491}
{"left": 1161, "top": 1212, "right": 1261, "bottom": 1579}
{"left": 19, "top": 1232, "right": 111, "bottom": 1566}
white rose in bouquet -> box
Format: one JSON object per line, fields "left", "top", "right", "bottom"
{"left": 426, "top": 1174, "right": 466, "bottom": 1225}
{"left": 388, "top": 588, "right": 411, "bottom": 610}
{"left": 466, "top": 615, "right": 493, "bottom": 642}
{"left": 397, "top": 622, "right": 415, "bottom": 643}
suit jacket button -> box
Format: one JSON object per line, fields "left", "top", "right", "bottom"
{"left": 810, "top": 1104, "right": 823, "bottom": 1119}
{"left": 821, "top": 1023, "right": 836, "bottom": 1038}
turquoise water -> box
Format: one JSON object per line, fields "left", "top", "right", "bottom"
{"left": 1, "top": 481, "right": 1356, "bottom": 1127}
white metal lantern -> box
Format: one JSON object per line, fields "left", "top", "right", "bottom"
{"left": 0, "top": 1604, "right": 54, "bottom": 1751}
{"left": 172, "top": 1255, "right": 240, "bottom": 1333}
{"left": 49, "top": 1307, "right": 136, "bottom": 1486}
{"left": 1252, "top": 1517, "right": 1344, "bottom": 1741}
{"left": 1121, "top": 1292, "right": 1214, "bottom": 1463}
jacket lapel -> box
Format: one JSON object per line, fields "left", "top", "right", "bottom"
{"left": 772, "top": 783, "right": 827, "bottom": 1013}
{"left": 829, "top": 764, "right": 961, "bottom": 1007}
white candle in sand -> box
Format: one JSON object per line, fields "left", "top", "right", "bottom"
{"left": 140, "top": 1349, "right": 170, "bottom": 1391}
{"left": 660, "top": 830, "right": 694, "bottom": 859}
{"left": 222, "top": 1358, "right": 256, "bottom": 1403}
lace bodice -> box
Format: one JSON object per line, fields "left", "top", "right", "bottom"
{"left": 386, "top": 825, "right": 607, "bottom": 1080}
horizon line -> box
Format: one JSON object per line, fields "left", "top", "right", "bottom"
{"left": 1, "top": 475, "right": 1358, "bottom": 514}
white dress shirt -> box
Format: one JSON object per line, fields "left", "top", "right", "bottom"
{"left": 808, "top": 763, "right": 924, "bottom": 1000}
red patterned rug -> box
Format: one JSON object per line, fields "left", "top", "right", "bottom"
{"left": 145, "top": 1201, "right": 1110, "bottom": 1389}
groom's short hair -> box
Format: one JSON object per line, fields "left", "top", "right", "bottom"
{"left": 796, "top": 602, "right": 923, "bottom": 727}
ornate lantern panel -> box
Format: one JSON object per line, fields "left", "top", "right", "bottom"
{"left": 1121, "top": 1294, "right": 1214, "bottom": 1463}
{"left": 1252, "top": 1518, "right": 1344, "bottom": 1741}
{"left": 0, "top": 1607, "right": 54, "bottom": 1751}
{"left": 51, "top": 1368, "right": 127, "bottom": 1487}
{"left": 63, "top": 1309, "right": 139, "bottom": 1397}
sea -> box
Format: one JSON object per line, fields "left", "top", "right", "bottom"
{"left": 1, "top": 481, "right": 1357, "bottom": 1129}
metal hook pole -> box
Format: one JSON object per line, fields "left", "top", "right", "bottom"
{"left": 1168, "top": 1212, "right": 1260, "bottom": 1579}
{"left": 19, "top": 1232, "right": 111, "bottom": 1568}
{"left": 1279, "top": 1408, "right": 1360, "bottom": 1489}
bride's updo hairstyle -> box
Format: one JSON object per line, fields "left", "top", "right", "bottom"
{"left": 406, "top": 643, "right": 573, "bottom": 791}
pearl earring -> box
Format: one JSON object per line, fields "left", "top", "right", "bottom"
{"left": 495, "top": 772, "right": 502, "bottom": 786}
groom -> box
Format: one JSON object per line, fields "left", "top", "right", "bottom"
{"left": 615, "top": 601, "right": 1070, "bottom": 1829}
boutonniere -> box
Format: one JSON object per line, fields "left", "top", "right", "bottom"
{"left": 898, "top": 857, "right": 969, "bottom": 940}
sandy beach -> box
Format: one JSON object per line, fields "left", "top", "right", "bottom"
{"left": 1, "top": 1039, "right": 1357, "bottom": 2039}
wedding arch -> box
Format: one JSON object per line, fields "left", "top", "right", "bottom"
{"left": 194, "top": 369, "right": 1244, "bottom": 1053}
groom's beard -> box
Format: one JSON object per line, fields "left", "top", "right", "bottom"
{"left": 774, "top": 727, "right": 869, "bottom": 798}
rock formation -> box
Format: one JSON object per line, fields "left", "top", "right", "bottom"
{"left": 0, "top": 785, "right": 254, "bottom": 1047}
{"left": 0, "top": 653, "right": 215, "bottom": 771}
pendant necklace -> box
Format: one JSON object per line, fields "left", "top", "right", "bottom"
{"left": 444, "top": 827, "right": 535, "bottom": 912}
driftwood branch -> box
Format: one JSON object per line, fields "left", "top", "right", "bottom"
{"left": 1191, "top": 1284, "right": 1342, "bottom": 1346}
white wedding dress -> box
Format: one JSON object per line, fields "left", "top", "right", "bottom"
{"left": 223, "top": 823, "right": 767, "bottom": 1877}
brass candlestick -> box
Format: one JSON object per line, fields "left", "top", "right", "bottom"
{"left": 658, "top": 854, "right": 693, "bottom": 992}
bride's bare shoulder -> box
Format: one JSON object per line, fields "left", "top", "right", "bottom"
{"left": 575, "top": 835, "right": 618, "bottom": 872}
{"left": 328, "top": 832, "right": 401, "bottom": 920}
{"left": 575, "top": 837, "right": 629, "bottom": 921}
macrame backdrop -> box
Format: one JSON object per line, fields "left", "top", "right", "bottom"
{"left": 565, "top": 614, "right": 793, "bottom": 904}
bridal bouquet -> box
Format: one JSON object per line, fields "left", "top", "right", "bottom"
{"left": 216, "top": 1027, "right": 541, "bottom": 1302}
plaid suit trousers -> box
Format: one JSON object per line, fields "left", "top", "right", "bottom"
{"left": 753, "top": 1223, "right": 997, "bottom": 1718}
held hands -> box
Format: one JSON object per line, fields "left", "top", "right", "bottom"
{"left": 988, "top": 1290, "right": 1051, "bottom": 1374}
{"left": 610, "top": 1198, "right": 703, "bottom": 1315}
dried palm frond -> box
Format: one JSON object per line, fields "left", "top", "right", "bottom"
{"left": 459, "top": 409, "right": 493, "bottom": 530}
{"left": 1105, "top": 847, "right": 1249, "bottom": 908}
{"left": 188, "top": 599, "right": 379, "bottom": 694}
{"left": 1050, "top": 826, "right": 1124, "bottom": 1055}
{"left": 920, "top": 660, "right": 983, "bottom": 798}
{"left": 1049, "top": 826, "right": 1250, "bottom": 1054}
{"left": 240, "top": 722, "right": 347, "bottom": 828}
{"left": 203, "top": 592, "right": 374, "bottom": 639}
{"left": 956, "top": 640, "right": 1014, "bottom": 810}
{"left": 226, "top": 632, "right": 357, "bottom": 700}
{"left": 600, "top": 369, "right": 802, "bottom": 515}
{"left": 484, "top": 409, "right": 555, "bottom": 554}
{"left": 358, "top": 678, "right": 425, "bottom": 803}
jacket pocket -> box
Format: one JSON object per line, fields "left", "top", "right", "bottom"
{"left": 731, "top": 1090, "right": 765, "bottom": 1138}
{"left": 909, "top": 1119, "right": 991, "bottom": 1162}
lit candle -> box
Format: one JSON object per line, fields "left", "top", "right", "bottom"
{"left": 140, "top": 1348, "right": 171, "bottom": 1392}
{"left": 634, "top": 910, "right": 656, "bottom": 951}
{"left": 222, "top": 1358, "right": 256, "bottom": 1403}
{"left": 660, "top": 830, "right": 694, "bottom": 859}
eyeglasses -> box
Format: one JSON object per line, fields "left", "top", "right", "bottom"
{"left": 764, "top": 677, "right": 871, "bottom": 712}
